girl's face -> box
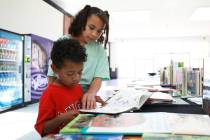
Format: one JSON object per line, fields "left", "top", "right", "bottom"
{"left": 52, "top": 60, "right": 83, "bottom": 88}
{"left": 81, "top": 15, "right": 105, "bottom": 44}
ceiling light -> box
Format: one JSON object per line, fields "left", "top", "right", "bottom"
{"left": 189, "top": 7, "right": 210, "bottom": 21}
{"left": 110, "top": 10, "right": 151, "bottom": 25}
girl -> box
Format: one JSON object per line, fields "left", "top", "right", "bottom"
{"left": 48, "top": 5, "right": 110, "bottom": 110}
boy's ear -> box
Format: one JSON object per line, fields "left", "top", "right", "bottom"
{"left": 51, "top": 64, "right": 58, "bottom": 74}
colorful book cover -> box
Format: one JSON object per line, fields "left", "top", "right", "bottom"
{"left": 60, "top": 113, "right": 145, "bottom": 135}
{"left": 44, "top": 134, "right": 123, "bottom": 140}
{"left": 60, "top": 114, "right": 96, "bottom": 134}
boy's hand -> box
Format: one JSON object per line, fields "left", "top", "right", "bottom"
{"left": 66, "top": 109, "right": 79, "bottom": 118}
{"left": 82, "top": 93, "right": 96, "bottom": 109}
{"left": 56, "top": 110, "right": 79, "bottom": 129}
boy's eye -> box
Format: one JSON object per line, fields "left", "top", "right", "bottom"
{"left": 66, "top": 72, "right": 74, "bottom": 76}
{"left": 78, "top": 71, "right": 82, "bottom": 75}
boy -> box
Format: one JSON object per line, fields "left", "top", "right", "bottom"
{"left": 34, "top": 38, "right": 87, "bottom": 137}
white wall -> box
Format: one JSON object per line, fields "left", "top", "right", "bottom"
{"left": 112, "top": 37, "right": 210, "bottom": 79}
{"left": 0, "top": 0, "right": 63, "bottom": 41}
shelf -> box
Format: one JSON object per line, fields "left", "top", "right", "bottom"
{"left": 0, "top": 59, "right": 16, "bottom": 62}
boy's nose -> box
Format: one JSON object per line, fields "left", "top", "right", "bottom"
{"left": 73, "top": 74, "right": 80, "bottom": 83}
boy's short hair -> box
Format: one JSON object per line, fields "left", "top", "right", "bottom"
{"left": 51, "top": 38, "right": 87, "bottom": 69}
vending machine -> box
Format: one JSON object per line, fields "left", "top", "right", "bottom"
{"left": 0, "top": 29, "right": 24, "bottom": 112}
{"left": 24, "top": 34, "right": 53, "bottom": 102}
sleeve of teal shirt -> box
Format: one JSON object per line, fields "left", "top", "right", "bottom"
{"left": 94, "top": 46, "right": 110, "bottom": 80}
{"left": 47, "top": 59, "right": 56, "bottom": 77}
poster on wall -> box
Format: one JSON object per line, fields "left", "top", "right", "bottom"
{"left": 30, "top": 34, "right": 53, "bottom": 101}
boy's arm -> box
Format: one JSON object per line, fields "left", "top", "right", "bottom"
{"left": 82, "top": 77, "right": 102, "bottom": 109}
{"left": 42, "top": 111, "right": 78, "bottom": 136}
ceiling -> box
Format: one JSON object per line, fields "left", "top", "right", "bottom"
{"left": 48, "top": 0, "right": 210, "bottom": 41}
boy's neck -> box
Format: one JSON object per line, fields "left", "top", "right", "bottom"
{"left": 52, "top": 79, "right": 76, "bottom": 89}
{"left": 52, "top": 79, "right": 66, "bottom": 87}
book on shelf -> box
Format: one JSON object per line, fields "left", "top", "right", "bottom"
{"left": 60, "top": 112, "right": 210, "bottom": 136}
{"left": 79, "top": 89, "right": 152, "bottom": 114}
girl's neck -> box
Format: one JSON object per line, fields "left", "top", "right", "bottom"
{"left": 72, "top": 36, "right": 86, "bottom": 46}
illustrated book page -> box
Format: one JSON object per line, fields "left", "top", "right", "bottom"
{"left": 60, "top": 112, "right": 210, "bottom": 136}
{"left": 86, "top": 112, "right": 210, "bottom": 136}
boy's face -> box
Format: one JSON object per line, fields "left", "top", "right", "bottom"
{"left": 81, "top": 15, "right": 105, "bottom": 43}
{"left": 52, "top": 60, "right": 83, "bottom": 88}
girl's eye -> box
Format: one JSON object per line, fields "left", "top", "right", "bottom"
{"left": 88, "top": 25, "right": 104, "bottom": 34}
{"left": 88, "top": 25, "right": 95, "bottom": 30}
{"left": 97, "top": 30, "right": 104, "bottom": 34}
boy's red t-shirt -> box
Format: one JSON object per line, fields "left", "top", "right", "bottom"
{"left": 34, "top": 84, "right": 83, "bottom": 136}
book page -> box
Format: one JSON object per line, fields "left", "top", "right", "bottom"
{"left": 86, "top": 112, "right": 171, "bottom": 134}
{"left": 169, "top": 113, "right": 210, "bottom": 135}
{"left": 80, "top": 89, "right": 151, "bottom": 114}
{"left": 86, "top": 112, "right": 210, "bottom": 136}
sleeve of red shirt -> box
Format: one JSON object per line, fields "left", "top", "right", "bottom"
{"left": 34, "top": 88, "right": 56, "bottom": 137}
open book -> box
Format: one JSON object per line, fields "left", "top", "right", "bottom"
{"left": 80, "top": 89, "right": 152, "bottom": 114}
{"left": 60, "top": 112, "right": 210, "bottom": 136}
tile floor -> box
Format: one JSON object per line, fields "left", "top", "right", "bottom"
{"left": 0, "top": 103, "right": 41, "bottom": 140}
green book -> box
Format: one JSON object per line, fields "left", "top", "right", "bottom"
{"left": 60, "top": 114, "right": 96, "bottom": 134}
{"left": 60, "top": 113, "right": 144, "bottom": 135}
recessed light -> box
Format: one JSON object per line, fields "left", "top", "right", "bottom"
{"left": 189, "top": 7, "right": 210, "bottom": 21}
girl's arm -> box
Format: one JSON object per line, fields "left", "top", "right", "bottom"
{"left": 82, "top": 77, "right": 102, "bottom": 109}
{"left": 42, "top": 111, "right": 78, "bottom": 136}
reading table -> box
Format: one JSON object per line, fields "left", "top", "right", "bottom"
{"left": 43, "top": 79, "right": 209, "bottom": 140}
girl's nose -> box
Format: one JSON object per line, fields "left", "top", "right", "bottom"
{"left": 91, "top": 30, "right": 100, "bottom": 38}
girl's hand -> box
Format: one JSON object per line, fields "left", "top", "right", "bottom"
{"left": 82, "top": 93, "right": 96, "bottom": 109}
{"left": 95, "top": 96, "right": 107, "bottom": 106}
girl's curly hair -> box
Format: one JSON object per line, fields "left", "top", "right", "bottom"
{"left": 69, "top": 5, "right": 109, "bottom": 48}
